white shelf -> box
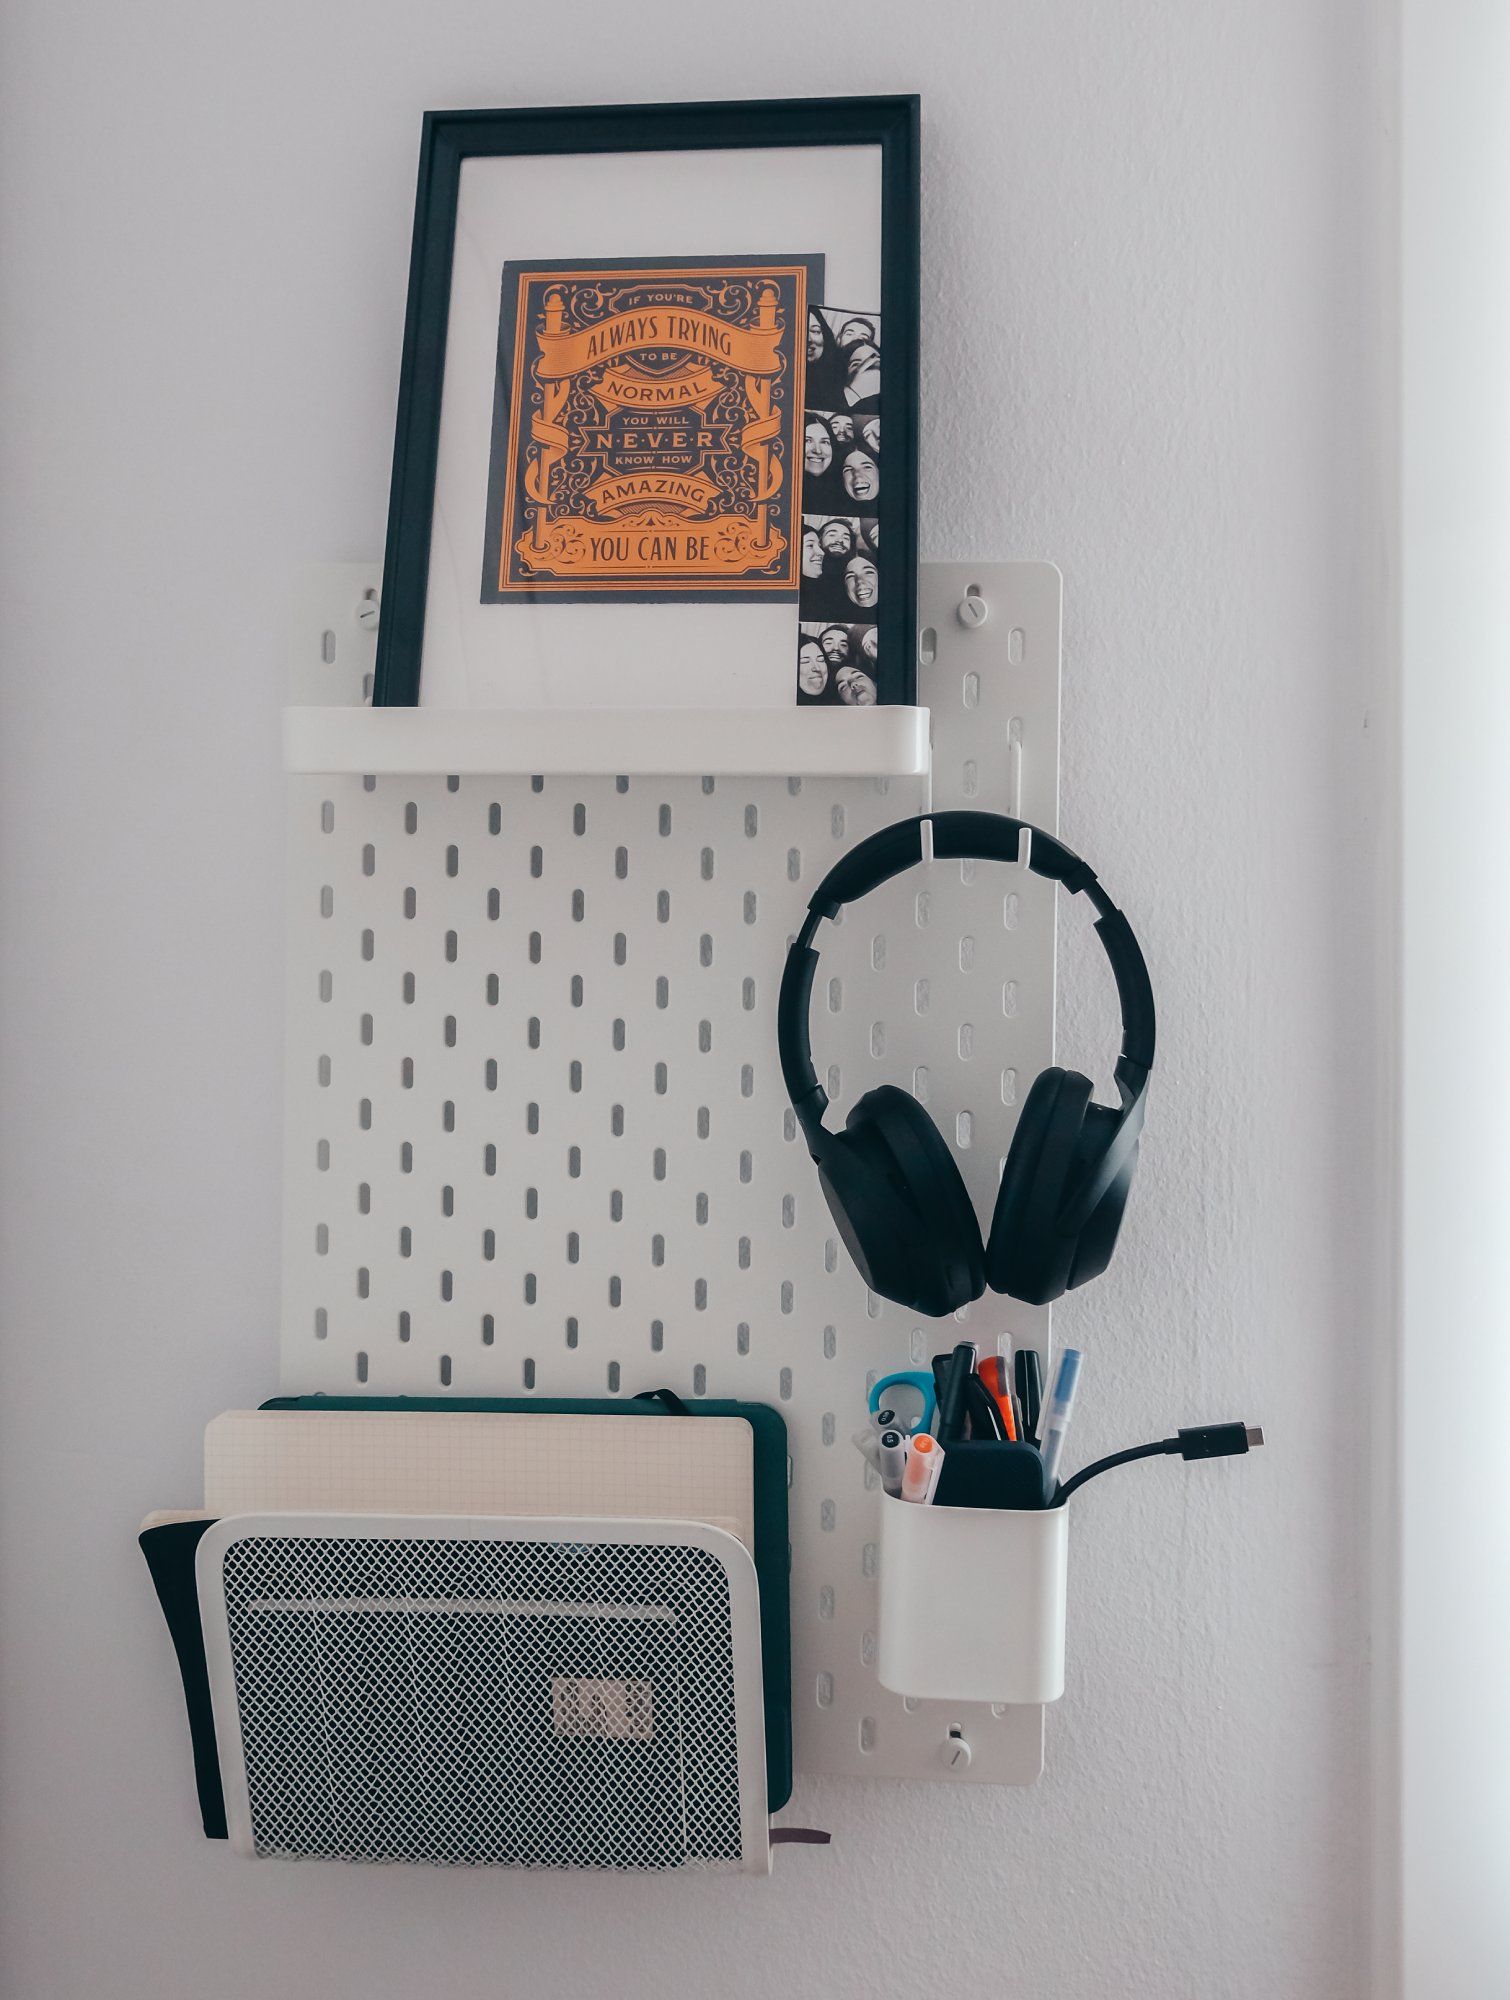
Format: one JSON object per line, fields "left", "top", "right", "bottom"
{"left": 283, "top": 704, "right": 932, "bottom": 779}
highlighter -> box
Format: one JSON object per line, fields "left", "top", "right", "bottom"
{"left": 900, "top": 1432, "right": 944, "bottom": 1504}
{"left": 977, "top": 1355, "right": 1019, "bottom": 1441}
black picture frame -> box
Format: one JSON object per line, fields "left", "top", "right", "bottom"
{"left": 372, "top": 95, "right": 920, "bottom": 709}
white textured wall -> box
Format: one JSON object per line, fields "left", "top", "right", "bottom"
{"left": 0, "top": 6, "right": 1395, "bottom": 1997}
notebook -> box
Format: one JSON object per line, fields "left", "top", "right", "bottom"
{"left": 203, "top": 1409, "right": 754, "bottom": 1549}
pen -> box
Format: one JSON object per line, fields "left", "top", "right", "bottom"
{"left": 963, "top": 1369, "right": 1007, "bottom": 1442}
{"left": 1015, "top": 1347, "right": 1043, "bottom": 1447}
{"left": 929, "top": 1353, "right": 950, "bottom": 1431}
{"left": 1037, "top": 1348, "right": 1083, "bottom": 1495}
{"left": 936, "top": 1341, "right": 977, "bottom": 1443}
{"left": 976, "top": 1355, "right": 1019, "bottom": 1441}
{"left": 877, "top": 1428, "right": 908, "bottom": 1497}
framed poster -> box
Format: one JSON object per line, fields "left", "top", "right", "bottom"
{"left": 372, "top": 97, "right": 919, "bottom": 712}
{"left": 482, "top": 255, "right": 821, "bottom": 603}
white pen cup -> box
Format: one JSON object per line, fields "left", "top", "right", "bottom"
{"left": 876, "top": 1491, "right": 1069, "bottom": 1705}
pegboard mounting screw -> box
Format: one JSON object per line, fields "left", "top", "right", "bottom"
{"left": 356, "top": 588, "right": 380, "bottom": 633}
{"left": 956, "top": 591, "right": 989, "bottom": 630}
{"left": 941, "top": 1726, "right": 973, "bottom": 1771}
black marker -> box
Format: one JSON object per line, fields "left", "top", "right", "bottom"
{"left": 1015, "top": 1347, "right": 1043, "bottom": 1448}
{"left": 877, "top": 1429, "right": 908, "bottom": 1497}
{"left": 937, "top": 1341, "right": 978, "bottom": 1444}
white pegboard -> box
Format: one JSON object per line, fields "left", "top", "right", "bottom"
{"left": 279, "top": 560, "right": 1061, "bottom": 1785}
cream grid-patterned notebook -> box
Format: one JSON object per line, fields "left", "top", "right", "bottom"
{"left": 203, "top": 1411, "right": 754, "bottom": 1549}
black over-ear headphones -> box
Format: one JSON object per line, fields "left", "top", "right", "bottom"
{"left": 777, "top": 811, "right": 1156, "bottom": 1316}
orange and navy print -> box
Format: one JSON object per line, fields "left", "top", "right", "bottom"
{"left": 481, "top": 259, "right": 812, "bottom": 602}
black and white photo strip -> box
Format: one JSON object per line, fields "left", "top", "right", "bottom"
{"left": 797, "top": 306, "right": 881, "bottom": 705}
{"left": 797, "top": 621, "right": 879, "bottom": 707}
{"left": 805, "top": 305, "right": 881, "bottom": 413}
{"left": 797, "top": 515, "right": 879, "bottom": 703}
{"left": 800, "top": 514, "right": 880, "bottom": 619}
{"left": 801, "top": 408, "right": 880, "bottom": 516}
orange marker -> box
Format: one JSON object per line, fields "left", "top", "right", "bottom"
{"left": 977, "top": 1356, "right": 1019, "bottom": 1441}
{"left": 900, "top": 1432, "right": 945, "bottom": 1504}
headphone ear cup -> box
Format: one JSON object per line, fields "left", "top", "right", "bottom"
{"left": 817, "top": 1084, "right": 985, "bottom": 1316}
{"left": 986, "top": 1068, "right": 1094, "bottom": 1306}
{"left": 861, "top": 1085, "right": 987, "bottom": 1313}
{"left": 812, "top": 1116, "right": 927, "bottom": 1311}
{"left": 1062, "top": 1101, "right": 1136, "bottom": 1290}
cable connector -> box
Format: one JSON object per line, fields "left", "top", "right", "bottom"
{"left": 1177, "top": 1422, "right": 1264, "bottom": 1461}
{"left": 1053, "top": 1421, "right": 1264, "bottom": 1504}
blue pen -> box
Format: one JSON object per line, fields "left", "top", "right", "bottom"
{"left": 1037, "top": 1349, "right": 1083, "bottom": 1495}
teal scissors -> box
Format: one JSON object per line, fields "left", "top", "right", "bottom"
{"left": 867, "top": 1369, "right": 938, "bottom": 1436}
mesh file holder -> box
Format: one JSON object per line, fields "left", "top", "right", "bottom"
{"left": 260, "top": 1392, "right": 792, "bottom": 1809}
{"left": 197, "top": 1514, "right": 771, "bottom": 1873}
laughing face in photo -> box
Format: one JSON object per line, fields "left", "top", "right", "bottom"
{"left": 800, "top": 407, "right": 879, "bottom": 516}
{"left": 798, "top": 515, "right": 880, "bottom": 626}
{"left": 841, "top": 443, "right": 880, "bottom": 504}
{"left": 797, "top": 634, "right": 830, "bottom": 698}
{"left": 844, "top": 552, "right": 879, "bottom": 610}
{"left": 804, "top": 420, "right": 833, "bottom": 477}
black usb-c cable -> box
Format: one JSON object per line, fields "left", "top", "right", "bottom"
{"left": 1052, "top": 1422, "right": 1264, "bottom": 1506}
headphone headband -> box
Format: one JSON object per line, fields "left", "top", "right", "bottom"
{"left": 802, "top": 809, "right": 1098, "bottom": 914}
{"left": 777, "top": 813, "right": 1156, "bottom": 1182}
